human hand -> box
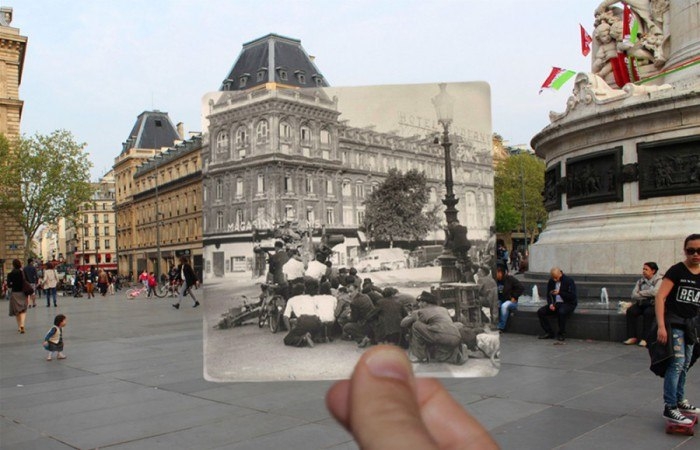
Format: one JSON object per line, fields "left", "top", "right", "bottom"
{"left": 326, "top": 345, "right": 498, "bottom": 450}
{"left": 549, "top": 304, "right": 556, "bottom": 311}
{"left": 657, "top": 327, "right": 668, "bottom": 345}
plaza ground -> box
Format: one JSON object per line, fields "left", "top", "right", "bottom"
{"left": 1, "top": 271, "right": 698, "bottom": 449}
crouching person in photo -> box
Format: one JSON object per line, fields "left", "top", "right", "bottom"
{"left": 282, "top": 282, "right": 321, "bottom": 348}
{"left": 400, "top": 291, "right": 465, "bottom": 365}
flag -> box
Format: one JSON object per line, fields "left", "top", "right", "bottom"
{"left": 539, "top": 67, "right": 576, "bottom": 94}
{"left": 580, "top": 24, "right": 592, "bottom": 57}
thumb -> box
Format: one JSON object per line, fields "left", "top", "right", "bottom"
{"left": 348, "top": 345, "right": 438, "bottom": 450}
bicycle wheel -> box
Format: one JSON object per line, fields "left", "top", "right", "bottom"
{"left": 269, "top": 296, "right": 284, "bottom": 333}
{"left": 258, "top": 308, "right": 268, "bottom": 328}
{"left": 153, "top": 284, "right": 167, "bottom": 298}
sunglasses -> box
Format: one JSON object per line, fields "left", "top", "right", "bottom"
{"left": 685, "top": 248, "right": 700, "bottom": 256}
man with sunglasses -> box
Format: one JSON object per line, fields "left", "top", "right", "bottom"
{"left": 655, "top": 234, "right": 700, "bottom": 425}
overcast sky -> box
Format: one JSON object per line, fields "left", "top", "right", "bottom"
{"left": 12, "top": 0, "right": 597, "bottom": 180}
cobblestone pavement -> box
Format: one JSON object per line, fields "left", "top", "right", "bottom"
{"left": 1, "top": 283, "right": 698, "bottom": 449}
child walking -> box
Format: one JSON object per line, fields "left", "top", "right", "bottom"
{"left": 44, "top": 314, "right": 67, "bottom": 361}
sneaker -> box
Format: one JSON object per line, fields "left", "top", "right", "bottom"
{"left": 172, "top": 303, "right": 180, "bottom": 309}
{"left": 663, "top": 406, "right": 692, "bottom": 425}
{"left": 193, "top": 301, "right": 200, "bottom": 308}
{"left": 538, "top": 333, "right": 554, "bottom": 339}
{"left": 678, "top": 400, "right": 700, "bottom": 415}
{"left": 46, "top": 355, "right": 52, "bottom": 361}
{"left": 623, "top": 337, "right": 638, "bottom": 345}
{"left": 557, "top": 333, "right": 566, "bottom": 341}
{"left": 638, "top": 339, "right": 647, "bottom": 348}
{"left": 57, "top": 353, "right": 67, "bottom": 360}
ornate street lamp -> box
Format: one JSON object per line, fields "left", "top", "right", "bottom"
{"left": 432, "top": 84, "right": 462, "bottom": 283}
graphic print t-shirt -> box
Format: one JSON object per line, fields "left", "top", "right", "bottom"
{"left": 663, "top": 262, "right": 700, "bottom": 319}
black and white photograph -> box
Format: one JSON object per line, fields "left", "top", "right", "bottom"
{"left": 200, "top": 57, "right": 497, "bottom": 381}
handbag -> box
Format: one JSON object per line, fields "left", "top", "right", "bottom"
{"left": 21, "top": 271, "right": 34, "bottom": 296}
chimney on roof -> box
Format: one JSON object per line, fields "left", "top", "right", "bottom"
{"left": 176, "top": 122, "right": 185, "bottom": 140}
{"left": 309, "top": 55, "right": 315, "bottom": 62}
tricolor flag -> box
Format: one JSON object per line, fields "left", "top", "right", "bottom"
{"left": 539, "top": 67, "right": 576, "bottom": 94}
{"left": 580, "top": 24, "right": 592, "bottom": 57}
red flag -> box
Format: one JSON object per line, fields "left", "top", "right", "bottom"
{"left": 580, "top": 24, "right": 592, "bottom": 57}
{"left": 623, "top": 3, "right": 635, "bottom": 42}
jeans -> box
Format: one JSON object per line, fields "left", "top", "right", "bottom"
{"left": 176, "top": 281, "right": 197, "bottom": 304}
{"left": 45, "top": 287, "right": 57, "bottom": 306}
{"left": 498, "top": 300, "right": 517, "bottom": 330}
{"left": 663, "top": 327, "right": 694, "bottom": 407}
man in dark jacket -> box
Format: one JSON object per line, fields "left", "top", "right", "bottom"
{"left": 495, "top": 262, "right": 524, "bottom": 332}
{"left": 537, "top": 267, "right": 577, "bottom": 341}
{"left": 342, "top": 276, "right": 375, "bottom": 347}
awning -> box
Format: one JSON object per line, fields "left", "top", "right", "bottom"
{"left": 345, "top": 237, "right": 360, "bottom": 247}
{"left": 357, "top": 231, "right": 366, "bottom": 243}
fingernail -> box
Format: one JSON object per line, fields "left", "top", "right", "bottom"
{"left": 365, "top": 348, "right": 412, "bottom": 382}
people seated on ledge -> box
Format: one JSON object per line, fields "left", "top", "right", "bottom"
{"left": 537, "top": 267, "right": 577, "bottom": 341}
{"left": 623, "top": 261, "right": 662, "bottom": 347}
{"left": 400, "top": 291, "right": 465, "bottom": 365}
{"left": 495, "top": 262, "right": 524, "bottom": 333}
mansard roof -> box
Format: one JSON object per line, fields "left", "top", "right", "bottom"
{"left": 220, "top": 33, "right": 329, "bottom": 91}
{"left": 121, "top": 110, "right": 180, "bottom": 154}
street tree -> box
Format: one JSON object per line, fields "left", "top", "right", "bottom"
{"left": 494, "top": 152, "right": 547, "bottom": 245}
{"left": 0, "top": 130, "right": 94, "bottom": 259}
{"left": 362, "top": 168, "right": 439, "bottom": 248}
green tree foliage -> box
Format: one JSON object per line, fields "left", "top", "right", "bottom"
{"left": 494, "top": 152, "right": 547, "bottom": 244}
{"left": 0, "top": 131, "right": 94, "bottom": 258}
{"left": 362, "top": 169, "right": 439, "bottom": 247}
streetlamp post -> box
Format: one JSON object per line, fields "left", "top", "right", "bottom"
{"left": 432, "top": 84, "right": 461, "bottom": 283}
{"left": 153, "top": 118, "right": 163, "bottom": 280}
{"left": 519, "top": 154, "right": 528, "bottom": 254}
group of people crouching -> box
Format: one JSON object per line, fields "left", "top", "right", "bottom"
{"left": 277, "top": 274, "right": 469, "bottom": 365}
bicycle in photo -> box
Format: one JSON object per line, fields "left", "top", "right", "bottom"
{"left": 258, "top": 291, "right": 287, "bottom": 333}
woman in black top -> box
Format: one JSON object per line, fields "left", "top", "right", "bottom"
{"left": 7, "top": 259, "right": 28, "bottom": 333}
{"left": 655, "top": 234, "right": 700, "bottom": 424}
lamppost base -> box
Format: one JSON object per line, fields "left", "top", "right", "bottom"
{"left": 438, "top": 251, "right": 461, "bottom": 284}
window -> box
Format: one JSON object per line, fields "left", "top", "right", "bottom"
{"left": 94, "top": 226, "right": 99, "bottom": 236}
{"left": 236, "top": 178, "right": 243, "bottom": 198}
{"left": 285, "top": 205, "right": 294, "bottom": 220}
{"left": 280, "top": 121, "right": 291, "bottom": 140}
{"left": 239, "top": 74, "right": 250, "bottom": 87}
{"left": 257, "top": 69, "right": 266, "bottom": 82}
{"left": 94, "top": 239, "right": 99, "bottom": 249}
{"left": 104, "top": 226, "right": 109, "bottom": 236}
{"left": 257, "top": 174, "right": 265, "bottom": 193}
{"left": 83, "top": 216, "right": 88, "bottom": 224}
{"left": 235, "top": 209, "right": 243, "bottom": 228}
{"left": 342, "top": 180, "right": 352, "bottom": 197}
{"left": 284, "top": 175, "right": 293, "bottom": 193}
{"left": 103, "top": 214, "right": 109, "bottom": 223}
{"left": 320, "top": 129, "right": 330, "bottom": 145}
{"left": 235, "top": 127, "right": 247, "bottom": 147}
{"left": 321, "top": 149, "right": 330, "bottom": 160}
{"left": 216, "top": 130, "right": 229, "bottom": 152}
{"left": 217, "top": 211, "right": 224, "bottom": 230}
{"left": 343, "top": 207, "right": 354, "bottom": 225}
{"left": 306, "top": 208, "right": 315, "bottom": 225}
{"left": 341, "top": 151, "right": 348, "bottom": 164}
{"left": 203, "top": 185, "right": 208, "bottom": 202}
{"left": 326, "top": 179, "right": 333, "bottom": 195}
{"left": 295, "top": 70, "right": 306, "bottom": 84}
{"left": 105, "top": 240, "right": 111, "bottom": 249}
{"left": 93, "top": 214, "right": 99, "bottom": 223}
{"left": 256, "top": 120, "right": 269, "bottom": 143}
{"left": 326, "top": 207, "right": 334, "bottom": 225}
{"left": 278, "top": 69, "right": 288, "bottom": 81}
{"left": 357, "top": 209, "right": 365, "bottom": 225}
{"left": 216, "top": 178, "right": 223, "bottom": 200}
{"left": 300, "top": 125, "right": 311, "bottom": 143}
{"left": 305, "top": 176, "right": 313, "bottom": 194}
{"left": 356, "top": 182, "right": 365, "bottom": 199}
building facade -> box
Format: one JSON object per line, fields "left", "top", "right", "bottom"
{"left": 201, "top": 34, "right": 493, "bottom": 280}
{"left": 130, "top": 134, "right": 204, "bottom": 280}
{"left": 72, "top": 170, "right": 117, "bottom": 272}
{"left": 0, "top": 7, "right": 27, "bottom": 273}
{"left": 113, "top": 111, "right": 181, "bottom": 278}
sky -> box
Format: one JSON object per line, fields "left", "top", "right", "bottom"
{"left": 11, "top": 0, "right": 597, "bottom": 181}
